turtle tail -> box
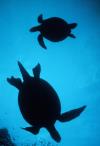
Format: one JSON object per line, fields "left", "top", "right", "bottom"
{"left": 58, "top": 105, "right": 86, "bottom": 122}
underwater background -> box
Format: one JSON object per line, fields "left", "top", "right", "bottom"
{"left": 0, "top": 0, "right": 100, "bottom": 145}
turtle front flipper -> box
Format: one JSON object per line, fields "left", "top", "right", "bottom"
{"left": 22, "top": 126, "right": 40, "bottom": 135}
{"left": 7, "top": 76, "right": 22, "bottom": 90}
{"left": 38, "top": 14, "right": 43, "bottom": 23}
{"left": 46, "top": 125, "right": 61, "bottom": 142}
{"left": 58, "top": 105, "right": 86, "bottom": 122}
{"left": 18, "top": 61, "right": 30, "bottom": 82}
{"left": 38, "top": 34, "right": 47, "bottom": 49}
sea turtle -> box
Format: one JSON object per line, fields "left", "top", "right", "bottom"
{"left": 7, "top": 62, "right": 86, "bottom": 142}
{"left": 29, "top": 14, "right": 77, "bottom": 49}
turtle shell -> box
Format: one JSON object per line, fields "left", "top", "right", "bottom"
{"left": 7, "top": 62, "right": 86, "bottom": 143}
{"left": 30, "top": 15, "right": 77, "bottom": 49}
{"left": 18, "top": 77, "right": 61, "bottom": 127}
{"left": 40, "top": 17, "right": 70, "bottom": 41}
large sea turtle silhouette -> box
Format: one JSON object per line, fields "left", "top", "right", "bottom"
{"left": 29, "top": 14, "right": 77, "bottom": 49}
{"left": 7, "top": 62, "right": 86, "bottom": 142}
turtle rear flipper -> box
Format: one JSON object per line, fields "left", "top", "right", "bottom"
{"left": 47, "top": 125, "right": 61, "bottom": 142}
{"left": 22, "top": 126, "right": 40, "bottom": 135}
{"left": 69, "top": 33, "right": 76, "bottom": 38}
{"left": 7, "top": 76, "right": 22, "bottom": 90}
{"left": 59, "top": 105, "right": 86, "bottom": 122}
{"left": 69, "top": 23, "right": 77, "bottom": 29}
{"left": 38, "top": 34, "right": 47, "bottom": 49}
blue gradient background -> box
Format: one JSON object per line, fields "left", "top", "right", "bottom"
{"left": 0, "top": 0, "right": 100, "bottom": 145}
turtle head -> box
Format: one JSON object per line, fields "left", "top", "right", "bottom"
{"left": 29, "top": 14, "right": 43, "bottom": 33}
{"left": 29, "top": 25, "right": 41, "bottom": 32}
{"left": 18, "top": 61, "right": 31, "bottom": 82}
{"left": 32, "top": 63, "right": 41, "bottom": 78}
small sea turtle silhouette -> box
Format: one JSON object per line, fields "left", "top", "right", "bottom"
{"left": 29, "top": 14, "right": 77, "bottom": 49}
{"left": 7, "top": 62, "right": 86, "bottom": 142}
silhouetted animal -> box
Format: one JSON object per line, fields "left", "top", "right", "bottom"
{"left": 7, "top": 62, "right": 86, "bottom": 142}
{"left": 29, "top": 14, "right": 77, "bottom": 49}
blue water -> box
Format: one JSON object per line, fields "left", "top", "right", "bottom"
{"left": 0, "top": 0, "right": 100, "bottom": 145}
